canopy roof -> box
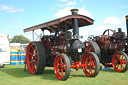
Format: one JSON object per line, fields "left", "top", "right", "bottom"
{"left": 24, "top": 14, "right": 94, "bottom": 33}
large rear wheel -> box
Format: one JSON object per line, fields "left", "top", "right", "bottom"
{"left": 112, "top": 51, "right": 128, "bottom": 72}
{"left": 54, "top": 53, "right": 70, "bottom": 81}
{"left": 82, "top": 52, "right": 100, "bottom": 77}
{"left": 26, "top": 42, "right": 46, "bottom": 74}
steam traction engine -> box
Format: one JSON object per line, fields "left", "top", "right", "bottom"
{"left": 84, "top": 15, "right": 128, "bottom": 72}
{"left": 24, "top": 9, "right": 100, "bottom": 80}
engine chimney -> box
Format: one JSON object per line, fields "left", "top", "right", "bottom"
{"left": 71, "top": 9, "right": 79, "bottom": 36}
{"left": 126, "top": 15, "right": 128, "bottom": 40}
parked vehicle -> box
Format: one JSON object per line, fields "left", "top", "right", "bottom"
{"left": 24, "top": 9, "right": 100, "bottom": 80}
{"left": 0, "top": 36, "right": 10, "bottom": 68}
{"left": 84, "top": 15, "right": 128, "bottom": 72}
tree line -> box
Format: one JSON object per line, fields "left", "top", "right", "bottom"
{"left": 10, "top": 35, "right": 30, "bottom": 44}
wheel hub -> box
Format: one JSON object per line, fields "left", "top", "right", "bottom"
{"left": 32, "top": 56, "right": 35, "bottom": 60}
{"left": 58, "top": 65, "right": 61, "bottom": 69}
{"left": 90, "top": 61, "right": 94, "bottom": 67}
{"left": 115, "top": 60, "right": 120, "bottom": 64}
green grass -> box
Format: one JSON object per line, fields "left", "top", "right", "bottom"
{"left": 0, "top": 65, "right": 128, "bottom": 85}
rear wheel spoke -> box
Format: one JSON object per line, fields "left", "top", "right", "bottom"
{"left": 89, "top": 68, "right": 92, "bottom": 74}
{"left": 31, "top": 65, "right": 35, "bottom": 71}
{"left": 121, "top": 64, "right": 124, "bottom": 70}
{"left": 29, "top": 60, "right": 35, "bottom": 64}
{"left": 29, "top": 52, "right": 33, "bottom": 56}
{"left": 31, "top": 46, "right": 34, "bottom": 51}
{"left": 61, "top": 70, "right": 64, "bottom": 76}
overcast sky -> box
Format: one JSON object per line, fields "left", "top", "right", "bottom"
{"left": 0, "top": 0, "right": 128, "bottom": 41}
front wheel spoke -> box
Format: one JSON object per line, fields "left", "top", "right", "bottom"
{"left": 121, "top": 55, "right": 124, "bottom": 59}
{"left": 92, "top": 60, "right": 95, "bottom": 64}
{"left": 120, "top": 59, "right": 126, "bottom": 64}
{"left": 116, "top": 64, "right": 119, "bottom": 68}
{"left": 58, "top": 68, "right": 60, "bottom": 72}
{"left": 123, "top": 59, "right": 126, "bottom": 62}
{"left": 89, "top": 56, "right": 92, "bottom": 61}
{"left": 61, "top": 70, "right": 64, "bottom": 76}
{"left": 121, "top": 64, "right": 124, "bottom": 70}
{"left": 92, "top": 65, "right": 96, "bottom": 70}
{"left": 85, "top": 58, "right": 88, "bottom": 63}
{"left": 89, "top": 68, "right": 92, "bottom": 74}
{"left": 60, "top": 58, "right": 63, "bottom": 64}
{"left": 117, "top": 56, "right": 120, "bottom": 60}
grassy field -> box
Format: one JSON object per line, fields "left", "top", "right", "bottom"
{"left": 0, "top": 64, "right": 128, "bottom": 85}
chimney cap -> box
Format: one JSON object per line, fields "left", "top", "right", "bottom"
{"left": 71, "top": 9, "right": 79, "bottom": 12}
{"left": 71, "top": 9, "right": 79, "bottom": 15}
{"left": 125, "top": 15, "right": 128, "bottom": 19}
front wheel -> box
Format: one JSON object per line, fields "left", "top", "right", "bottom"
{"left": 54, "top": 53, "right": 70, "bottom": 81}
{"left": 82, "top": 52, "right": 100, "bottom": 77}
{"left": 112, "top": 51, "right": 128, "bottom": 72}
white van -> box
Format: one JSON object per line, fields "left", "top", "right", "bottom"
{"left": 0, "top": 36, "right": 10, "bottom": 68}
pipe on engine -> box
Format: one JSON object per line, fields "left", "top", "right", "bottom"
{"left": 71, "top": 9, "right": 79, "bottom": 36}
{"left": 126, "top": 15, "right": 128, "bottom": 40}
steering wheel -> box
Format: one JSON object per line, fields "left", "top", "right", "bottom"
{"left": 102, "top": 29, "right": 114, "bottom": 35}
{"left": 87, "top": 35, "right": 94, "bottom": 41}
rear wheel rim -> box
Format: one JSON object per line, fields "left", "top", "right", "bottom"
{"left": 54, "top": 55, "right": 66, "bottom": 80}
{"left": 26, "top": 43, "right": 38, "bottom": 74}
{"left": 82, "top": 53, "right": 96, "bottom": 76}
{"left": 84, "top": 42, "right": 94, "bottom": 53}
{"left": 84, "top": 41, "right": 101, "bottom": 60}
{"left": 112, "top": 52, "right": 127, "bottom": 72}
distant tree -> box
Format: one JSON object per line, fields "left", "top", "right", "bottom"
{"left": 11, "top": 35, "right": 30, "bottom": 44}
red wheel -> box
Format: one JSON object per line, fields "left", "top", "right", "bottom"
{"left": 26, "top": 42, "right": 46, "bottom": 74}
{"left": 54, "top": 53, "right": 70, "bottom": 81}
{"left": 82, "top": 52, "right": 100, "bottom": 77}
{"left": 112, "top": 51, "right": 128, "bottom": 72}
